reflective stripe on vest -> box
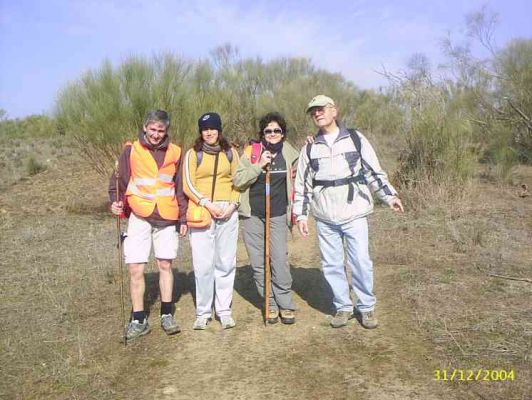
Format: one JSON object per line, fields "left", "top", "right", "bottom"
{"left": 125, "top": 140, "right": 181, "bottom": 220}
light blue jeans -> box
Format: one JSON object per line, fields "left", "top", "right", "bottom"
{"left": 316, "top": 216, "right": 375, "bottom": 313}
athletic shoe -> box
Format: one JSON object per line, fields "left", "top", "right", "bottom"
{"left": 360, "top": 310, "right": 379, "bottom": 329}
{"left": 267, "top": 309, "right": 279, "bottom": 324}
{"left": 280, "top": 309, "right": 296, "bottom": 325}
{"left": 193, "top": 316, "right": 210, "bottom": 330}
{"left": 126, "top": 319, "right": 151, "bottom": 340}
{"left": 160, "top": 314, "right": 181, "bottom": 335}
{"left": 220, "top": 316, "right": 236, "bottom": 329}
{"left": 330, "top": 311, "right": 353, "bottom": 328}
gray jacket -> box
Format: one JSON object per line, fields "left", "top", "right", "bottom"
{"left": 233, "top": 141, "right": 299, "bottom": 227}
{"left": 293, "top": 122, "right": 397, "bottom": 224}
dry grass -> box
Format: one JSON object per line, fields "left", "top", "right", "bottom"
{"left": 1, "top": 136, "right": 530, "bottom": 399}
{"left": 371, "top": 176, "right": 532, "bottom": 399}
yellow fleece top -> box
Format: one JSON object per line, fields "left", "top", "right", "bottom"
{"left": 183, "top": 148, "right": 240, "bottom": 205}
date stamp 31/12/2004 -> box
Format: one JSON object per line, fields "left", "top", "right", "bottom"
{"left": 434, "top": 369, "right": 515, "bottom": 382}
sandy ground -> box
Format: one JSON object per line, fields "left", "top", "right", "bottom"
{"left": 1, "top": 149, "right": 529, "bottom": 399}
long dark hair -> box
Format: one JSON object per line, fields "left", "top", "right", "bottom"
{"left": 193, "top": 131, "right": 232, "bottom": 152}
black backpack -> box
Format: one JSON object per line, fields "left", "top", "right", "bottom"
{"left": 306, "top": 128, "right": 362, "bottom": 172}
{"left": 306, "top": 129, "right": 365, "bottom": 204}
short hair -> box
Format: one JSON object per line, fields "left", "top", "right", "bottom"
{"left": 258, "top": 112, "right": 287, "bottom": 140}
{"left": 144, "top": 110, "right": 170, "bottom": 128}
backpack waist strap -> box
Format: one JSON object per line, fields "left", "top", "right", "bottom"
{"left": 312, "top": 174, "right": 366, "bottom": 203}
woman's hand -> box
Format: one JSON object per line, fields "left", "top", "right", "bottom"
{"left": 204, "top": 201, "right": 223, "bottom": 218}
{"left": 259, "top": 150, "right": 273, "bottom": 169}
{"left": 217, "top": 203, "right": 236, "bottom": 220}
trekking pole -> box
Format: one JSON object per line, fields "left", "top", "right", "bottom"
{"left": 115, "top": 161, "right": 127, "bottom": 346}
{"left": 264, "top": 164, "right": 271, "bottom": 325}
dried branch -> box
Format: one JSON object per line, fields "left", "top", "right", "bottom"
{"left": 476, "top": 264, "right": 532, "bottom": 283}
{"left": 486, "top": 272, "right": 532, "bottom": 283}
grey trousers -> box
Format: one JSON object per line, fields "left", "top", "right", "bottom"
{"left": 241, "top": 214, "right": 295, "bottom": 311}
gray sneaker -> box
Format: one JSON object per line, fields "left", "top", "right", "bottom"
{"left": 126, "top": 319, "right": 151, "bottom": 340}
{"left": 160, "top": 314, "right": 181, "bottom": 335}
{"left": 330, "top": 311, "right": 353, "bottom": 328}
{"left": 220, "top": 316, "right": 236, "bottom": 329}
{"left": 360, "top": 310, "right": 379, "bottom": 329}
{"left": 193, "top": 316, "right": 210, "bottom": 330}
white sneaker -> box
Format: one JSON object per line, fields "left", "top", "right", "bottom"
{"left": 220, "top": 316, "right": 236, "bottom": 329}
{"left": 193, "top": 316, "right": 209, "bottom": 330}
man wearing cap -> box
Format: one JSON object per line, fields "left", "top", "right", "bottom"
{"left": 293, "top": 95, "right": 404, "bottom": 329}
{"left": 109, "top": 110, "right": 188, "bottom": 340}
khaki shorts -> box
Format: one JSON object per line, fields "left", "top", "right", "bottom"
{"left": 123, "top": 213, "right": 178, "bottom": 264}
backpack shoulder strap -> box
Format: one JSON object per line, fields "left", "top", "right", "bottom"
{"left": 250, "top": 142, "right": 262, "bottom": 164}
{"left": 347, "top": 128, "right": 362, "bottom": 154}
{"left": 197, "top": 148, "right": 233, "bottom": 166}
{"left": 225, "top": 148, "right": 233, "bottom": 163}
{"left": 196, "top": 150, "right": 203, "bottom": 167}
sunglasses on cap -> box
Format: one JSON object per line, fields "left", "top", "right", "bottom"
{"left": 263, "top": 128, "right": 283, "bottom": 135}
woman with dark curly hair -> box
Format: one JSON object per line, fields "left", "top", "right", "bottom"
{"left": 183, "top": 112, "right": 240, "bottom": 330}
{"left": 233, "top": 112, "right": 299, "bottom": 324}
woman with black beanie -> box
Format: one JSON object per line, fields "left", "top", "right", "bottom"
{"left": 183, "top": 112, "right": 240, "bottom": 330}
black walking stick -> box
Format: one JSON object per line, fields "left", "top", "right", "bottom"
{"left": 115, "top": 161, "right": 127, "bottom": 346}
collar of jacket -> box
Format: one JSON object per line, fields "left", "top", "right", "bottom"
{"left": 314, "top": 121, "right": 350, "bottom": 145}
{"left": 138, "top": 130, "right": 169, "bottom": 150}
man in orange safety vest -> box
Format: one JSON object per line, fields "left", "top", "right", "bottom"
{"left": 109, "top": 110, "right": 187, "bottom": 340}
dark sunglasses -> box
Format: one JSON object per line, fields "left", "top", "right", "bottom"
{"left": 263, "top": 128, "right": 283, "bottom": 135}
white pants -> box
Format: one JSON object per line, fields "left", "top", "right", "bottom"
{"left": 189, "top": 206, "right": 238, "bottom": 318}
{"left": 124, "top": 213, "right": 178, "bottom": 264}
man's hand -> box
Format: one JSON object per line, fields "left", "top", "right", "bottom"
{"left": 297, "top": 220, "right": 309, "bottom": 237}
{"left": 110, "top": 201, "right": 124, "bottom": 215}
{"left": 389, "top": 197, "right": 404, "bottom": 213}
{"left": 259, "top": 150, "right": 272, "bottom": 169}
{"left": 179, "top": 223, "right": 188, "bottom": 237}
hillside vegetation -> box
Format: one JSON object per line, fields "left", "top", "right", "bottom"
{"left": 1, "top": 7, "right": 530, "bottom": 400}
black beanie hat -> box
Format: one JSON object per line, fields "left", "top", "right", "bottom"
{"left": 198, "top": 112, "right": 222, "bottom": 133}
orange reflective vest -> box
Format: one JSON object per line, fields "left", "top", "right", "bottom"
{"left": 125, "top": 140, "right": 181, "bottom": 220}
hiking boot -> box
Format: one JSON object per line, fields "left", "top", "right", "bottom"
{"left": 160, "top": 314, "right": 181, "bottom": 335}
{"left": 267, "top": 309, "right": 279, "bottom": 324}
{"left": 193, "top": 316, "right": 210, "bottom": 330}
{"left": 220, "top": 316, "right": 236, "bottom": 330}
{"left": 126, "top": 319, "right": 151, "bottom": 340}
{"left": 330, "top": 311, "right": 353, "bottom": 328}
{"left": 280, "top": 309, "right": 296, "bottom": 325}
{"left": 360, "top": 310, "right": 379, "bottom": 329}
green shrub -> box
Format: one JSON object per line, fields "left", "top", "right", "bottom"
{"left": 26, "top": 155, "right": 46, "bottom": 176}
{"left": 55, "top": 49, "right": 365, "bottom": 175}
{"left": 386, "top": 73, "right": 478, "bottom": 207}
{"left": 0, "top": 115, "right": 56, "bottom": 138}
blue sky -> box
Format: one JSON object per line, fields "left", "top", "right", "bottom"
{"left": 1, "top": 0, "right": 531, "bottom": 118}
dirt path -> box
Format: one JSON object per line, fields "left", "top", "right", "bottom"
{"left": 3, "top": 152, "right": 529, "bottom": 399}
{"left": 121, "top": 228, "right": 452, "bottom": 400}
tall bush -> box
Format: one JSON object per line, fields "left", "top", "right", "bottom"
{"left": 55, "top": 49, "right": 364, "bottom": 175}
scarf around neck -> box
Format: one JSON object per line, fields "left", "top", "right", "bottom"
{"left": 261, "top": 139, "right": 283, "bottom": 154}
{"left": 202, "top": 142, "right": 222, "bottom": 155}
